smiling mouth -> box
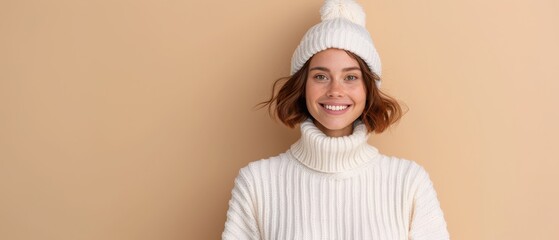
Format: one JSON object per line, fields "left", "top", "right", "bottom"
{"left": 321, "top": 104, "right": 350, "bottom": 111}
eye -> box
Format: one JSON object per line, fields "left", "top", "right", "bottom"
{"left": 314, "top": 74, "right": 328, "bottom": 80}
{"left": 345, "top": 75, "right": 358, "bottom": 81}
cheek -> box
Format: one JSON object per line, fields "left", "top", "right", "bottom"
{"left": 304, "top": 82, "right": 313, "bottom": 108}
{"left": 305, "top": 81, "right": 319, "bottom": 101}
{"left": 350, "top": 84, "right": 367, "bottom": 104}
{"left": 359, "top": 89, "right": 367, "bottom": 103}
{"left": 305, "top": 90, "right": 317, "bottom": 111}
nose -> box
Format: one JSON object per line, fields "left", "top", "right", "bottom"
{"left": 327, "top": 79, "right": 344, "bottom": 98}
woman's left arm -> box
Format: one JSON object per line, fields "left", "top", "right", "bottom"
{"left": 408, "top": 165, "right": 450, "bottom": 240}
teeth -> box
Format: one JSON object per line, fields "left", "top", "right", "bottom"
{"left": 324, "top": 105, "right": 348, "bottom": 111}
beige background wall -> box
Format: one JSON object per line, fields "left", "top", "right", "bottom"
{"left": 1, "top": 0, "right": 558, "bottom": 239}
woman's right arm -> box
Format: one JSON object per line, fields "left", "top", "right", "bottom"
{"left": 222, "top": 167, "right": 261, "bottom": 240}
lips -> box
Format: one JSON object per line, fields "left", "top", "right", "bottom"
{"left": 320, "top": 103, "right": 351, "bottom": 114}
{"left": 323, "top": 104, "right": 349, "bottom": 111}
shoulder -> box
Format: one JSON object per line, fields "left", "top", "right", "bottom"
{"left": 233, "top": 152, "right": 292, "bottom": 186}
{"left": 239, "top": 152, "right": 291, "bottom": 174}
{"left": 371, "top": 155, "right": 443, "bottom": 204}
{"left": 377, "top": 155, "right": 429, "bottom": 175}
{"left": 376, "top": 155, "right": 435, "bottom": 188}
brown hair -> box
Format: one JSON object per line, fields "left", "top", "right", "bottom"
{"left": 258, "top": 50, "right": 404, "bottom": 134}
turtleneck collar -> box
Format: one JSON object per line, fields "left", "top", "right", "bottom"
{"left": 288, "top": 119, "right": 380, "bottom": 173}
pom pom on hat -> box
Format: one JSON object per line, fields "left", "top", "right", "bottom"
{"left": 320, "top": 0, "right": 366, "bottom": 27}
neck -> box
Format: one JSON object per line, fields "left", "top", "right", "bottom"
{"left": 289, "top": 119, "right": 380, "bottom": 173}
{"left": 313, "top": 119, "right": 354, "bottom": 137}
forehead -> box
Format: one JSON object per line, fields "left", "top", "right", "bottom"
{"left": 309, "top": 48, "right": 360, "bottom": 69}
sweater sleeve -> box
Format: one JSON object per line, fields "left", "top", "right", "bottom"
{"left": 222, "top": 167, "right": 261, "bottom": 240}
{"left": 409, "top": 165, "right": 450, "bottom": 240}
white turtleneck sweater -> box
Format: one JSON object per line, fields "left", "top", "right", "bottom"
{"left": 222, "top": 120, "right": 449, "bottom": 240}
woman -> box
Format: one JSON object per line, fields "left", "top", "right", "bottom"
{"left": 222, "top": 0, "right": 449, "bottom": 239}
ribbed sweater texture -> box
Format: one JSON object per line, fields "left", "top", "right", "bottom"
{"left": 222, "top": 120, "right": 449, "bottom": 240}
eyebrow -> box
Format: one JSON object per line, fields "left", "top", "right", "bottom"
{"left": 309, "top": 66, "right": 361, "bottom": 72}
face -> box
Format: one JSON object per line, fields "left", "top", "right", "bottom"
{"left": 305, "top": 48, "right": 367, "bottom": 137}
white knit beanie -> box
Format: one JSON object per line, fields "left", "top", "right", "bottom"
{"left": 290, "top": 0, "right": 382, "bottom": 87}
